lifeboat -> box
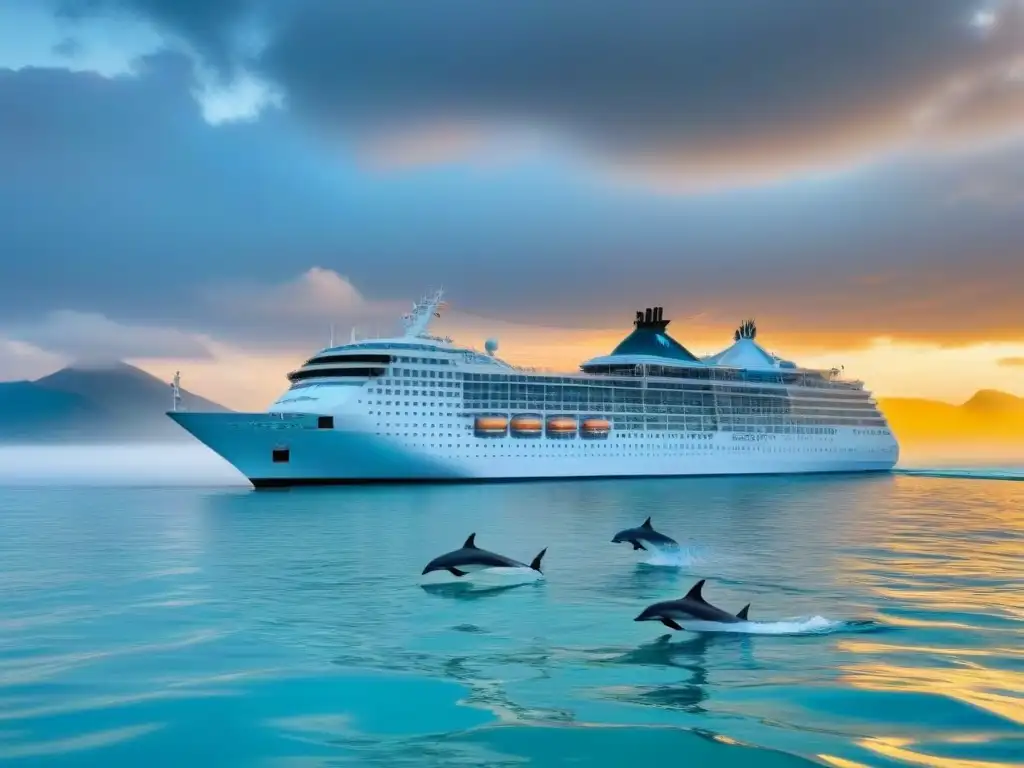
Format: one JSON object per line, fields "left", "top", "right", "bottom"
{"left": 546, "top": 416, "right": 577, "bottom": 438}
{"left": 474, "top": 415, "right": 509, "bottom": 438}
{"left": 510, "top": 414, "right": 543, "bottom": 438}
{"left": 580, "top": 417, "right": 611, "bottom": 439}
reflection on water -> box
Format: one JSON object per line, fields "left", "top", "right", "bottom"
{"left": 420, "top": 581, "right": 541, "bottom": 601}
{"left": 0, "top": 463, "right": 1022, "bottom": 765}
{"left": 831, "top": 476, "right": 1024, "bottom": 768}
{"left": 595, "top": 633, "right": 721, "bottom": 714}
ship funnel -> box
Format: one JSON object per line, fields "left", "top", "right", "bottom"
{"left": 645, "top": 308, "right": 652, "bottom": 324}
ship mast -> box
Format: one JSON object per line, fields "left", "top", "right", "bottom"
{"left": 171, "top": 371, "right": 182, "bottom": 412}
{"left": 401, "top": 288, "right": 447, "bottom": 338}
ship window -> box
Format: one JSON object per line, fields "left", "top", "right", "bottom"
{"left": 272, "top": 448, "right": 290, "bottom": 463}
{"left": 289, "top": 366, "right": 384, "bottom": 382}
{"left": 317, "top": 416, "right": 334, "bottom": 429}
{"left": 305, "top": 353, "right": 392, "bottom": 366}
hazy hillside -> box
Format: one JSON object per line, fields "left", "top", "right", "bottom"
{"left": 0, "top": 362, "right": 230, "bottom": 444}
{"left": 0, "top": 380, "right": 96, "bottom": 441}
{"left": 879, "top": 390, "right": 1024, "bottom": 446}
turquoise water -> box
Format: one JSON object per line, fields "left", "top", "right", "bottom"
{"left": 1, "top": 453, "right": 1022, "bottom": 766}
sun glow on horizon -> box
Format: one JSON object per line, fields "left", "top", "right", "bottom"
{"left": 132, "top": 330, "right": 1024, "bottom": 413}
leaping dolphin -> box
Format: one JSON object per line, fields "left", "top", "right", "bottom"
{"left": 421, "top": 533, "right": 547, "bottom": 578}
{"left": 634, "top": 579, "right": 751, "bottom": 631}
{"left": 612, "top": 517, "right": 679, "bottom": 551}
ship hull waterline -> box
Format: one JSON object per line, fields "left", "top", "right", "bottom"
{"left": 168, "top": 411, "right": 898, "bottom": 489}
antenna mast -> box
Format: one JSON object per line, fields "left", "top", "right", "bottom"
{"left": 401, "top": 288, "right": 447, "bottom": 338}
{"left": 171, "top": 371, "right": 182, "bottom": 412}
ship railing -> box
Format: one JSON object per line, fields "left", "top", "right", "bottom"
{"left": 459, "top": 346, "right": 560, "bottom": 374}
{"left": 585, "top": 364, "right": 865, "bottom": 389}
{"left": 509, "top": 365, "right": 559, "bottom": 373}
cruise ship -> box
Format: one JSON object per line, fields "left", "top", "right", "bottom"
{"left": 168, "top": 289, "right": 899, "bottom": 487}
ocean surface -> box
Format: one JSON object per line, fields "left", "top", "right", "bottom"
{"left": 0, "top": 446, "right": 1021, "bottom": 767}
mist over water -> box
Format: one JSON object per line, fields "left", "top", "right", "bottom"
{"left": 897, "top": 442, "right": 1024, "bottom": 476}
{"left": 0, "top": 442, "right": 1018, "bottom": 488}
{"left": 0, "top": 444, "right": 248, "bottom": 486}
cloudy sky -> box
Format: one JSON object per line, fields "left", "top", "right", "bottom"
{"left": 1, "top": 0, "right": 1022, "bottom": 408}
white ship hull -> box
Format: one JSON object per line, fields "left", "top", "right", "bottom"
{"left": 168, "top": 411, "right": 898, "bottom": 487}
{"left": 166, "top": 291, "right": 900, "bottom": 488}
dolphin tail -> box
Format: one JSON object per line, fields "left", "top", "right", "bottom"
{"left": 530, "top": 548, "right": 547, "bottom": 573}
{"left": 736, "top": 604, "right": 751, "bottom": 621}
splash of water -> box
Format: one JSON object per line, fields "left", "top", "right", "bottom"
{"left": 468, "top": 567, "right": 545, "bottom": 586}
{"left": 420, "top": 566, "right": 543, "bottom": 588}
{"left": 640, "top": 545, "right": 704, "bottom": 568}
{"left": 675, "top": 616, "right": 866, "bottom": 636}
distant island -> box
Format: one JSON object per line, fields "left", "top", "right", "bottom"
{"left": 0, "top": 362, "right": 1021, "bottom": 449}
{"left": 0, "top": 362, "right": 230, "bottom": 444}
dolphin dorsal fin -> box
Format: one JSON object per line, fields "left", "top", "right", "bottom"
{"left": 641, "top": 517, "right": 653, "bottom": 529}
{"left": 463, "top": 533, "right": 477, "bottom": 549}
{"left": 684, "top": 579, "right": 708, "bottom": 603}
{"left": 736, "top": 604, "right": 751, "bottom": 621}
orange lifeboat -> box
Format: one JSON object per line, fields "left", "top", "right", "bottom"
{"left": 510, "top": 414, "right": 543, "bottom": 437}
{"left": 581, "top": 417, "right": 611, "bottom": 440}
{"left": 546, "top": 416, "right": 577, "bottom": 437}
{"left": 474, "top": 415, "right": 509, "bottom": 437}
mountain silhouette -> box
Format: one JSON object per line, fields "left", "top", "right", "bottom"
{"left": 0, "top": 362, "right": 230, "bottom": 443}
{"left": 879, "top": 390, "right": 1024, "bottom": 445}
{"left": 961, "top": 389, "right": 1024, "bottom": 415}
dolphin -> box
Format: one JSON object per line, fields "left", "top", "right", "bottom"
{"left": 421, "top": 533, "right": 547, "bottom": 578}
{"left": 612, "top": 517, "right": 679, "bottom": 551}
{"left": 634, "top": 579, "right": 751, "bottom": 631}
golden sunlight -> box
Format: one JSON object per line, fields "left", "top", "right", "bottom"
{"left": 136, "top": 330, "right": 1024, "bottom": 414}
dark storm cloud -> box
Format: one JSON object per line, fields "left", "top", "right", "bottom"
{"left": 0, "top": 55, "right": 356, "bottom": 325}
{"left": 2, "top": 5, "right": 1024, "bottom": 360}
{"left": 2, "top": 54, "right": 1023, "bottom": 353}
{"left": 52, "top": 0, "right": 1024, "bottom": 179}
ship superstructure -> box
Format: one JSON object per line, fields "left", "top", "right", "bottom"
{"left": 168, "top": 289, "right": 899, "bottom": 486}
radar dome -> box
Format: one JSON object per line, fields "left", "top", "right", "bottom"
{"left": 485, "top": 338, "right": 499, "bottom": 356}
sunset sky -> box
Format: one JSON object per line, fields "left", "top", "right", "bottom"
{"left": 1, "top": 1, "right": 1022, "bottom": 411}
